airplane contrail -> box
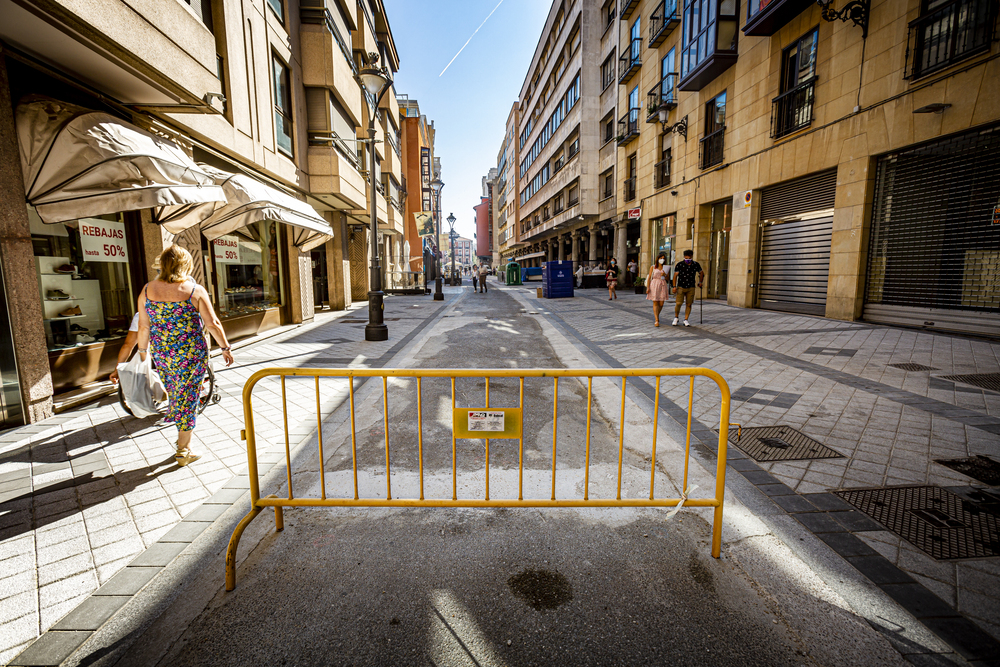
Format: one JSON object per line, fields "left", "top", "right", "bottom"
{"left": 439, "top": 0, "right": 507, "bottom": 77}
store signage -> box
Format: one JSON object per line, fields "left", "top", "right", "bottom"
{"left": 627, "top": 208, "right": 641, "bottom": 220}
{"left": 79, "top": 218, "right": 128, "bottom": 263}
{"left": 213, "top": 236, "right": 241, "bottom": 265}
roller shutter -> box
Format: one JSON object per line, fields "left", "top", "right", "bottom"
{"left": 864, "top": 125, "right": 1000, "bottom": 337}
{"left": 756, "top": 170, "right": 837, "bottom": 315}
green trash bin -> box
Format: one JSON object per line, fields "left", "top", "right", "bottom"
{"left": 506, "top": 261, "right": 522, "bottom": 286}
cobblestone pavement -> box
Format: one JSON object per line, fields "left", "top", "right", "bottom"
{"left": 2, "top": 278, "right": 999, "bottom": 666}
{"left": 514, "top": 285, "right": 1000, "bottom": 645}
{"left": 0, "top": 295, "right": 454, "bottom": 664}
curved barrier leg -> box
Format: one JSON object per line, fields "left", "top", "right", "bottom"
{"left": 226, "top": 504, "right": 262, "bottom": 592}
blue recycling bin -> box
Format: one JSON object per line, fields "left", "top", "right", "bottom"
{"left": 542, "top": 261, "right": 574, "bottom": 298}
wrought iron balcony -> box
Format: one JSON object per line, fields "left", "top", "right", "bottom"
{"left": 654, "top": 158, "right": 670, "bottom": 189}
{"left": 743, "top": 0, "right": 815, "bottom": 37}
{"left": 624, "top": 177, "right": 637, "bottom": 202}
{"left": 649, "top": 0, "right": 680, "bottom": 47}
{"left": 646, "top": 75, "right": 678, "bottom": 122}
{"left": 620, "top": 0, "right": 640, "bottom": 21}
{"left": 618, "top": 38, "right": 643, "bottom": 84}
{"left": 771, "top": 77, "right": 816, "bottom": 139}
{"left": 699, "top": 127, "right": 725, "bottom": 169}
{"left": 617, "top": 107, "right": 640, "bottom": 145}
{"left": 904, "top": 0, "right": 997, "bottom": 80}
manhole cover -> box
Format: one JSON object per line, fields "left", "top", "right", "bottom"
{"left": 935, "top": 455, "right": 1000, "bottom": 486}
{"left": 937, "top": 373, "right": 1000, "bottom": 392}
{"left": 888, "top": 363, "right": 938, "bottom": 372}
{"left": 727, "top": 426, "right": 843, "bottom": 462}
{"left": 835, "top": 486, "right": 1000, "bottom": 560}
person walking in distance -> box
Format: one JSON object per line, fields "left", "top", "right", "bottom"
{"left": 471, "top": 264, "right": 478, "bottom": 291}
{"left": 479, "top": 263, "right": 489, "bottom": 293}
{"left": 606, "top": 258, "right": 619, "bottom": 300}
{"left": 672, "top": 249, "right": 704, "bottom": 327}
{"left": 645, "top": 252, "right": 669, "bottom": 326}
{"left": 626, "top": 259, "right": 637, "bottom": 287}
{"left": 137, "top": 245, "right": 234, "bottom": 466}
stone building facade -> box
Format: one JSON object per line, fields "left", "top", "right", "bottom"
{"left": 0, "top": 0, "right": 406, "bottom": 427}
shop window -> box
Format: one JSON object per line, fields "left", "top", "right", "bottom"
{"left": 30, "top": 208, "right": 137, "bottom": 352}
{"left": 211, "top": 221, "right": 285, "bottom": 318}
{"left": 652, "top": 214, "right": 677, "bottom": 264}
{"left": 272, "top": 54, "right": 293, "bottom": 157}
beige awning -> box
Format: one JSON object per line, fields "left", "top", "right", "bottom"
{"left": 159, "top": 165, "right": 333, "bottom": 252}
{"left": 17, "top": 97, "right": 226, "bottom": 224}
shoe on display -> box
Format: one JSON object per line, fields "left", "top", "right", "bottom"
{"left": 684, "top": 320, "right": 690, "bottom": 327}
{"left": 58, "top": 305, "right": 82, "bottom": 317}
{"left": 55, "top": 264, "right": 77, "bottom": 274}
{"left": 46, "top": 289, "right": 72, "bottom": 300}
{"left": 69, "top": 324, "right": 88, "bottom": 333}
{"left": 672, "top": 318, "right": 678, "bottom": 326}
{"left": 75, "top": 334, "right": 96, "bottom": 343}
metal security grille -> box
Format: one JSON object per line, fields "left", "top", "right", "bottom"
{"left": 865, "top": 125, "right": 1000, "bottom": 335}
{"left": 836, "top": 486, "right": 1000, "bottom": 560}
{"left": 727, "top": 425, "right": 842, "bottom": 462}
{"left": 760, "top": 169, "right": 836, "bottom": 220}
{"left": 757, "top": 217, "right": 833, "bottom": 315}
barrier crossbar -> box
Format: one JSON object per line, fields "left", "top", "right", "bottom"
{"left": 226, "top": 367, "right": 732, "bottom": 590}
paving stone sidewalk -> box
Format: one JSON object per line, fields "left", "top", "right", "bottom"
{"left": 513, "top": 284, "right": 1000, "bottom": 646}
{"left": 0, "top": 292, "right": 457, "bottom": 664}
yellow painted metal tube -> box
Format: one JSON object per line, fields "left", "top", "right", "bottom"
{"left": 383, "top": 376, "right": 391, "bottom": 501}
{"left": 281, "top": 375, "right": 293, "bottom": 500}
{"left": 713, "top": 383, "right": 732, "bottom": 558}
{"left": 617, "top": 377, "right": 626, "bottom": 501}
{"left": 550, "top": 377, "right": 558, "bottom": 502}
{"left": 254, "top": 496, "right": 721, "bottom": 509}
{"left": 451, "top": 376, "right": 457, "bottom": 501}
{"left": 519, "top": 377, "right": 524, "bottom": 501}
{"left": 417, "top": 377, "right": 424, "bottom": 501}
{"left": 242, "top": 367, "right": 733, "bottom": 382}
{"left": 684, "top": 376, "right": 694, "bottom": 492}
{"left": 650, "top": 376, "right": 660, "bottom": 500}
{"left": 315, "top": 376, "right": 325, "bottom": 500}
{"left": 485, "top": 376, "right": 490, "bottom": 501}
{"left": 584, "top": 376, "right": 592, "bottom": 501}
{"left": 349, "top": 379, "right": 358, "bottom": 501}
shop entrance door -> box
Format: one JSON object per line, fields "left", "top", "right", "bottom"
{"left": 0, "top": 251, "right": 24, "bottom": 429}
{"left": 709, "top": 202, "right": 731, "bottom": 298}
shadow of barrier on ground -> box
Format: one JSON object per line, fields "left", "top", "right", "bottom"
{"left": 225, "top": 367, "right": 734, "bottom": 590}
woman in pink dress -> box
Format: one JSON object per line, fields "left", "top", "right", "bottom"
{"left": 646, "top": 252, "right": 669, "bottom": 326}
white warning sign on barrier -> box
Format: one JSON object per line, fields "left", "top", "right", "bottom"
{"left": 467, "top": 410, "right": 505, "bottom": 432}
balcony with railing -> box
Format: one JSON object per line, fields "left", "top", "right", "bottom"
{"left": 699, "top": 128, "right": 725, "bottom": 169}
{"left": 617, "top": 107, "right": 640, "bottom": 145}
{"left": 743, "top": 0, "right": 814, "bottom": 36}
{"left": 654, "top": 158, "right": 670, "bottom": 189}
{"left": 649, "top": 0, "right": 680, "bottom": 47}
{"left": 618, "top": 38, "right": 643, "bottom": 84}
{"left": 624, "top": 176, "right": 637, "bottom": 202}
{"left": 771, "top": 77, "right": 816, "bottom": 139}
{"left": 646, "top": 75, "right": 677, "bottom": 122}
{"left": 904, "top": 0, "right": 997, "bottom": 80}
{"left": 620, "top": 0, "right": 640, "bottom": 21}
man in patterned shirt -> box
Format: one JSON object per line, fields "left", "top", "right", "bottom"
{"left": 672, "top": 249, "right": 704, "bottom": 327}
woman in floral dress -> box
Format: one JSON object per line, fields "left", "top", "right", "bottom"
{"left": 137, "top": 245, "right": 234, "bottom": 465}
{"left": 646, "top": 252, "right": 670, "bottom": 327}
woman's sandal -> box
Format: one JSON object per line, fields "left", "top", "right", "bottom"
{"left": 175, "top": 448, "right": 202, "bottom": 466}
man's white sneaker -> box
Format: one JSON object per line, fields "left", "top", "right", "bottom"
{"left": 684, "top": 320, "right": 690, "bottom": 327}
{"left": 671, "top": 318, "right": 678, "bottom": 326}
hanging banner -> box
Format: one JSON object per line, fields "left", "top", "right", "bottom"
{"left": 79, "top": 218, "right": 129, "bottom": 263}
{"left": 213, "top": 236, "right": 241, "bottom": 265}
{"left": 415, "top": 211, "right": 435, "bottom": 237}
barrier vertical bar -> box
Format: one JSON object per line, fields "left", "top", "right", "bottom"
{"left": 451, "top": 377, "right": 457, "bottom": 501}
{"left": 684, "top": 376, "right": 694, "bottom": 491}
{"left": 713, "top": 385, "right": 731, "bottom": 558}
{"left": 518, "top": 377, "right": 524, "bottom": 501}
{"left": 281, "top": 375, "right": 293, "bottom": 500}
{"left": 617, "top": 378, "right": 626, "bottom": 501}
{"left": 650, "top": 376, "right": 660, "bottom": 500}
{"left": 383, "top": 376, "right": 391, "bottom": 501}
{"left": 349, "top": 377, "right": 358, "bottom": 500}
{"left": 551, "top": 377, "right": 558, "bottom": 501}
{"left": 417, "top": 377, "right": 424, "bottom": 501}
{"left": 315, "top": 376, "right": 326, "bottom": 500}
{"left": 585, "top": 376, "right": 592, "bottom": 501}
{"left": 485, "top": 376, "right": 490, "bottom": 501}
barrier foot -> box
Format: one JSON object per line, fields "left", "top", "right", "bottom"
{"left": 274, "top": 505, "right": 284, "bottom": 532}
{"left": 226, "top": 504, "right": 264, "bottom": 592}
{"left": 711, "top": 505, "right": 723, "bottom": 559}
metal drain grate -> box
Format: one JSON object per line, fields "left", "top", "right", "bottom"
{"left": 935, "top": 455, "right": 1000, "bottom": 486}
{"left": 835, "top": 486, "right": 1000, "bottom": 560}
{"left": 888, "top": 363, "right": 939, "bottom": 372}
{"left": 937, "top": 373, "right": 1000, "bottom": 392}
{"left": 727, "top": 425, "right": 843, "bottom": 462}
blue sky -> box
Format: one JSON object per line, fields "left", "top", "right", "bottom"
{"left": 383, "top": 0, "right": 551, "bottom": 241}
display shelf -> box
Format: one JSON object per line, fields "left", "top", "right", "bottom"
{"left": 45, "top": 315, "right": 86, "bottom": 321}
{"left": 45, "top": 297, "right": 83, "bottom": 301}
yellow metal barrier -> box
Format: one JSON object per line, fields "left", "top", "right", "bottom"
{"left": 226, "top": 368, "right": 732, "bottom": 590}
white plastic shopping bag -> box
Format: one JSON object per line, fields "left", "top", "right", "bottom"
{"left": 117, "top": 353, "right": 164, "bottom": 418}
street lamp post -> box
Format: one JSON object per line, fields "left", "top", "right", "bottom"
{"left": 430, "top": 177, "right": 444, "bottom": 301}
{"left": 358, "top": 53, "right": 393, "bottom": 342}
{"left": 446, "top": 213, "right": 457, "bottom": 286}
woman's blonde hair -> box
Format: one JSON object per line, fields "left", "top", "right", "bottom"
{"left": 158, "top": 245, "right": 194, "bottom": 283}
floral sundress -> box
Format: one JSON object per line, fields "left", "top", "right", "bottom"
{"left": 145, "top": 284, "right": 207, "bottom": 431}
